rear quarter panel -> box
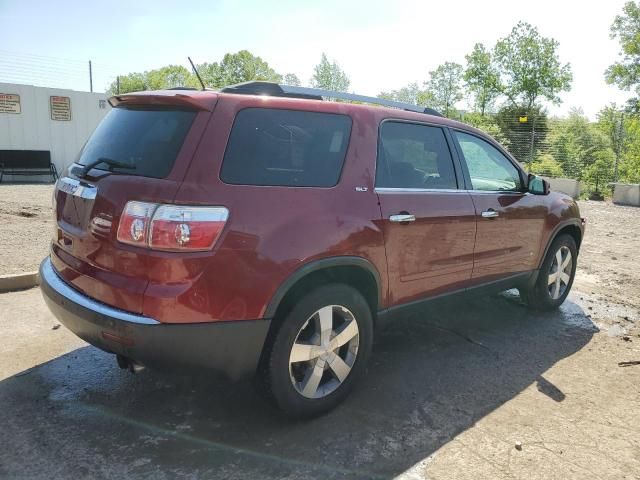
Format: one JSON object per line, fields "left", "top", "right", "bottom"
{"left": 142, "top": 95, "right": 387, "bottom": 323}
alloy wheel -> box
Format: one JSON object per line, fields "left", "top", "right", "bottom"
{"left": 548, "top": 245, "right": 572, "bottom": 300}
{"left": 288, "top": 305, "right": 360, "bottom": 399}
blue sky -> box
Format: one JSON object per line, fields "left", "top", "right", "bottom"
{"left": 0, "top": 0, "right": 632, "bottom": 118}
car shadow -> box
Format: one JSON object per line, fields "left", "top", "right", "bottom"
{"left": 0, "top": 292, "right": 596, "bottom": 479}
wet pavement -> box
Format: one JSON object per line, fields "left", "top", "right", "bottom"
{"left": 3, "top": 286, "right": 629, "bottom": 479}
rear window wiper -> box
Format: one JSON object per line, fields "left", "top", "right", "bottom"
{"left": 80, "top": 157, "right": 136, "bottom": 177}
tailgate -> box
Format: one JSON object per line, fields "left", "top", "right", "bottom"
{"left": 51, "top": 100, "right": 213, "bottom": 314}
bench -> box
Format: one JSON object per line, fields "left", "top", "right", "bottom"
{"left": 0, "top": 150, "right": 58, "bottom": 183}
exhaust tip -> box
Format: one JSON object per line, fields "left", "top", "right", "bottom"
{"left": 116, "top": 354, "right": 145, "bottom": 374}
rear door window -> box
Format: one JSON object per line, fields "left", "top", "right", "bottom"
{"left": 78, "top": 107, "right": 196, "bottom": 179}
{"left": 376, "top": 121, "right": 458, "bottom": 189}
{"left": 220, "top": 108, "right": 352, "bottom": 187}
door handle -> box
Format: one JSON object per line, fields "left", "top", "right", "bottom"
{"left": 481, "top": 209, "right": 499, "bottom": 218}
{"left": 390, "top": 214, "right": 416, "bottom": 223}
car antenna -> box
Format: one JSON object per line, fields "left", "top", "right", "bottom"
{"left": 188, "top": 56, "right": 206, "bottom": 91}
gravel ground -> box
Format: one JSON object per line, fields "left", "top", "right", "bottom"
{"left": 573, "top": 200, "right": 640, "bottom": 310}
{"left": 0, "top": 184, "right": 54, "bottom": 275}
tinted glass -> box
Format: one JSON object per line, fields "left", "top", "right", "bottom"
{"left": 78, "top": 107, "right": 196, "bottom": 179}
{"left": 221, "top": 108, "right": 352, "bottom": 187}
{"left": 376, "top": 122, "right": 457, "bottom": 189}
{"left": 454, "top": 131, "right": 522, "bottom": 191}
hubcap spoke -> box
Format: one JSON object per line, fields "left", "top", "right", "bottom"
{"left": 290, "top": 343, "right": 321, "bottom": 363}
{"left": 331, "top": 320, "right": 359, "bottom": 349}
{"left": 301, "top": 361, "right": 325, "bottom": 397}
{"left": 317, "top": 306, "right": 334, "bottom": 346}
{"left": 552, "top": 276, "right": 562, "bottom": 298}
{"left": 555, "top": 250, "right": 563, "bottom": 269}
{"left": 562, "top": 253, "right": 571, "bottom": 269}
{"left": 328, "top": 353, "right": 351, "bottom": 382}
{"left": 548, "top": 271, "right": 558, "bottom": 285}
{"left": 560, "top": 272, "right": 570, "bottom": 284}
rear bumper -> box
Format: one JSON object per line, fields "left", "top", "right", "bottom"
{"left": 39, "top": 258, "right": 270, "bottom": 380}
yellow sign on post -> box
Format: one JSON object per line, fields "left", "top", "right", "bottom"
{"left": 519, "top": 116, "right": 528, "bottom": 123}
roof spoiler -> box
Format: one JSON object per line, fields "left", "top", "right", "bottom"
{"left": 108, "top": 91, "right": 217, "bottom": 111}
{"left": 220, "top": 81, "right": 443, "bottom": 117}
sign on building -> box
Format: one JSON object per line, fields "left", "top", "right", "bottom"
{"left": 0, "top": 93, "right": 21, "bottom": 114}
{"left": 50, "top": 96, "right": 71, "bottom": 121}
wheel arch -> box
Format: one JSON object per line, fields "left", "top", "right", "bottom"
{"left": 263, "top": 256, "right": 382, "bottom": 322}
{"left": 539, "top": 221, "right": 583, "bottom": 269}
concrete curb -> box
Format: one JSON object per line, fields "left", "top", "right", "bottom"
{"left": 0, "top": 271, "right": 40, "bottom": 293}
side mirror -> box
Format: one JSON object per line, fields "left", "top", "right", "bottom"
{"left": 528, "top": 174, "right": 550, "bottom": 195}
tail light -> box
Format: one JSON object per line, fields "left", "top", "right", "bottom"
{"left": 117, "top": 202, "right": 229, "bottom": 251}
{"left": 117, "top": 201, "right": 156, "bottom": 246}
{"left": 150, "top": 205, "right": 229, "bottom": 251}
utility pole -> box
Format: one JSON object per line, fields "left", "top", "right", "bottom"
{"left": 88, "top": 60, "right": 93, "bottom": 92}
{"left": 528, "top": 111, "right": 537, "bottom": 169}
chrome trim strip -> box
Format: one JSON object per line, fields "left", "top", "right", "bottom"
{"left": 56, "top": 177, "right": 97, "bottom": 200}
{"left": 375, "top": 187, "right": 462, "bottom": 193}
{"left": 375, "top": 187, "right": 525, "bottom": 195}
{"left": 41, "top": 258, "right": 160, "bottom": 325}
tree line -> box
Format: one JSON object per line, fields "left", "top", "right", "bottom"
{"left": 108, "top": 3, "right": 640, "bottom": 194}
{"left": 108, "top": 52, "right": 347, "bottom": 96}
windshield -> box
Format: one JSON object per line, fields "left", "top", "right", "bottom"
{"left": 77, "top": 106, "right": 196, "bottom": 179}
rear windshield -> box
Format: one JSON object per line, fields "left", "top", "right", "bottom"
{"left": 220, "top": 108, "right": 352, "bottom": 187}
{"left": 77, "top": 107, "right": 196, "bottom": 179}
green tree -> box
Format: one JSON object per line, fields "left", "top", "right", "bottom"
{"left": 426, "top": 62, "right": 463, "bottom": 117}
{"left": 493, "top": 21, "right": 572, "bottom": 111}
{"left": 597, "top": 104, "right": 627, "bottom": 181}
{"left": 464, "top": 43, "right": 500, "bottom": 115}
{"left": 461, "top": 111, "right": 510, "bottom": 146}
{"left": 584, "top": 150, "right": 615, "bottom": 196}
{"left": 617, "top": 115, "right": 640, "bottom": 183}
{"left": 107, "top": 72, "right": 147, "bottom": 95}
{"left": 198, "top": 50, "right": 282, "bottom": 88}
{"left": 530, "top": 153, "right": 564, "bottom": 177}
{"left": 548, "top": 109, "right": 612, "bottom": 180}
{"left": 494, "top": 105, "right": 549, "bottom": 163}
{"left": 606, "top": 2, "right": 640, "bottom": 103}
{"left": 106, "top": 66, "right": 197, "bottom": 95}
{"left": 146, "top": 65, "right": 198, "bottom": 90}
{"left": 283, "top": 73, "right": 302, "bottom": 86}
{"left": 492, "top": 22, "right": 572, "bottom": 163}
{"left": 379, "top": 82, "right": 433, "bottom": 106}
{"left": 311, "top": 53, "right": 350, "bottom": 92}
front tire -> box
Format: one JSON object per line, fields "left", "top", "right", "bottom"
{"left": 259, "top": 284, "right": 373, "bottom": 418}
{"left": 520, "top": 234, "right": 577, "bottom": 310}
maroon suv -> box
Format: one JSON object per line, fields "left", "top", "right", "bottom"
{"left": 40, "top": 82, "right": 585, "bottom": 417}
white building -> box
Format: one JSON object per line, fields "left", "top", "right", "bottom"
{"left": 0, "top": 82, "right": 111, "bottom": 181}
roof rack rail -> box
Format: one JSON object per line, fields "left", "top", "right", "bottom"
{"left": 219, "top": 81, "right": 443, "bottom": 117}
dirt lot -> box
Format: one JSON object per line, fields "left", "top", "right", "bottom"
{"left": 0, "top": 186, "right": 639, "bottom": 479}
{"left": 0, "top": 184, "right": 54, "bottom": 275}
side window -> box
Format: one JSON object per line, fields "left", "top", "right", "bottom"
{"left": 376, "top": 122, "right": 457, "bottom": 189}
{"left": 220, "top": 108, "right": 352, "bottom": 187}
{"left": 454, "top": 131, "right": 522, "bottom": 191}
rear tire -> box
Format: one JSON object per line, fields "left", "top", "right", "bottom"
{"left": 258, "top": 284, "right": 373, "bottom": 418}
{"left": 519, "top": 234, "right": 577, "bottom": 310}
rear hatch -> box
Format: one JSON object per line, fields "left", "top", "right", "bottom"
{"left": 51, "top": 92, "right": 216, "bottom": 314}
